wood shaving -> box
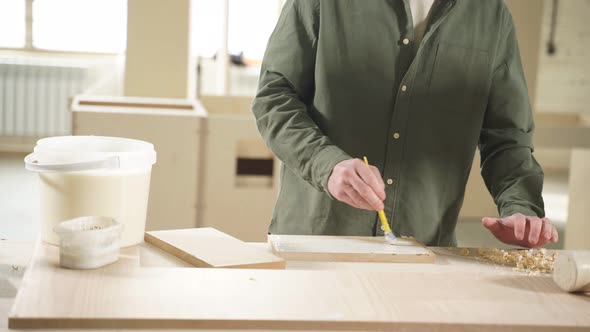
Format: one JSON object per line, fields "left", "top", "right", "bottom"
{"left": 478, "top": 248, "right": 558, "bottom": 274}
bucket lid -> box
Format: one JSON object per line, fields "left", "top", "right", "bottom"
{"left": 25, "top": 136, "right": 156, "bottom": 173}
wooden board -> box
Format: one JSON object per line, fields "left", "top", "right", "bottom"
{"left": 565, "top": 149, "right": 590, "bottom": 249}
{"left": 8, "top": 242, "right": 590, "bottom": 330}
{"left": 268, "top": 235, "right": 436, "bottom": 263}
{"left": 144, "top": 228, "right": 285, "bottom": 269}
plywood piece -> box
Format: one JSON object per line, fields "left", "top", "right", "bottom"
{"left": 125, "top": 0, "right": 194, "bottom": 98}
{"left": 9, "top": 241, "right": 590, "bottom": 330}
{"left": 268, "top": 235, "right": 435, "bottom": 263}
{"left": 144, "top": 228, "right": 285, "bottom": 269}
{"left": 565, "top": 149, "right": 590, "bottom": 249}
{"left": 199, "top": 95, "right": 253, "bottom": 116}
{"left": 198, "top": 96, "right": 280, "bottom": 242}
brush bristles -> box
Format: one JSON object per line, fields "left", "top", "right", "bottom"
{"left": 385, "top": 232, "right": 397, "bottom": 244}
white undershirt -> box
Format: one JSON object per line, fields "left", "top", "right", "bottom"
{"left": 409, "top": 0, "right": 437, "bottom": 48}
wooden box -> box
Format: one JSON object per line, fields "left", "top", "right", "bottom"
{"left": 198, "top": 95, "right": 279, "bottom": 242}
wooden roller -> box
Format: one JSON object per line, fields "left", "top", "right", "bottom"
{"left": 553, "top": 251, "right": 590, "bottom": 293}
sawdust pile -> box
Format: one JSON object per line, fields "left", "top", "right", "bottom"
{"left": 478, "top": 248, "right": 558, "bottom": 274}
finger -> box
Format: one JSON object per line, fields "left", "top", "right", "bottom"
{"left": 481, "top": 217, "right": 503, "bottom": 234}
{"left": 509, "top": 214, "right": 527, "bottom": 241}
{"left": 331, "top": 185, "right": 357, "bottom": 208}
{"left": 528, "top": 217, "right": 542, "bottom": 245}
{"left": 541, "top": 218, "right": 552, "bottom": 241}
{"left": 336, "top": 186, "right": 364, "bottom": 209}
{"left": 338, "top": 194, "right": 359, "bottom": 209}
{"left": 348, "top": 171, "right": 384, "bottom": 210}
{"left": 344, "top": 187, "right": 374, "bottom": 210}
{"left": 369, "top": 165, "right": 385, "bottom": 190}
{"left": 551, "top": 226, "right": 559, "bottom": 242}
{"left": 354, "top": 160, "right": 386, "bottom": 201}
{"left": 356, "top": 162, "right": 385, "bottom": 201}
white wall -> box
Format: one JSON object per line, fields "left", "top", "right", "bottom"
{"left": 536, "top": 0, "right": 590, "bottom": 114}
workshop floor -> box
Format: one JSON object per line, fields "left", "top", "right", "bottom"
{"left": 0, "top": 152, "right": 568, "bottom": 248}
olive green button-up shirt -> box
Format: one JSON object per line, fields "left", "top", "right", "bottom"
{"left": 252, "top": 0, "right": 545, "bottom": 246}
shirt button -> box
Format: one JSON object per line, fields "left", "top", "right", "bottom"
{"left": 402, "top": 38, "right": 410, "bottom": 45}
{"left": 393, "top": 132, "right": 400, "bottom": 139}
{"left": 401, "top": 85, "right": 407, "bottom": 92}
{"left": 387, "top": 179, "right": 393, "bottom": 185}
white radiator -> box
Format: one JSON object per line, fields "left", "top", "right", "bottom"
{"left": 0, "top": 60, "right": 88, "bottom": 137}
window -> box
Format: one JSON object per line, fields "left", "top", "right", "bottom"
{"left": 191, "top": 0, "right": 223, "bottom": 58}
{"left": 228, "top": 0, "right": 282, "bottom": 60}
{"left": 3, "top": 0, "right": 282, "bottom": 57}
{"left": 32, "top": 0, "right": 127, "bottom": 53}
{"left": 0, "top": 0, "right": 26, "bottom": 48}
{"left": 191, "top": 0, "right": 282, "bottom": 61}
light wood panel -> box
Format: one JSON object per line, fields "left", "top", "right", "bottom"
{"left": 198, "top": 96, "right": 279, "bottom": 242}
{"left": 125, "top": 0, "right": 194, "bottom": 98}
{"left": 144, "top": 228, "right": 285, "bottom": 269}
{"left": 565, "top": 149, "right": 590, "bottom": 250}
{"left": 9, "top": 241, "right": 590, "bottom": 330}
{"left": 268, "top": 235, "right": 436, "bottom": 263}
{"left": 199, "top": 95, "right": 254, "bottom": 116}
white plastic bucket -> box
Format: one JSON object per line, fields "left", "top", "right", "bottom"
{"left": 25, "top": 136, "right": 156, "bottom": 247}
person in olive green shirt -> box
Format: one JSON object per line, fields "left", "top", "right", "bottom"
{"left": 252, "top": 0, "right": 559, "bottom": 248}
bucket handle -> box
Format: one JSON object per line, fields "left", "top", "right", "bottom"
{"left": 24, "top": 153, "right": 120, "bottom": 173}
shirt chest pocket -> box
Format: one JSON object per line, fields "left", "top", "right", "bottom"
{"left": 429, "top": 43, "right": 490, "bottom": 114}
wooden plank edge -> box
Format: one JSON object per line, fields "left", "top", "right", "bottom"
{"left": 411, "top": 237, "right": 437, "bottom": 263}
{"left": 78, "top": 100, "right": 195, "bottom": 110}
{"left": 144, "top": 232, "right": 212, "bottom": 268}
{"left": 144, "top": 232, "right": 286, "bottom": 270}
{"left": 8, "top": 317, "right": 576, "bottom": 331}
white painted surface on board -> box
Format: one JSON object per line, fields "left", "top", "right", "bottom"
{"left": 272, "top": 235, "right": 429, "bottom": 255}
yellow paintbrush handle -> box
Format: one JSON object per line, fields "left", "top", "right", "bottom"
{"left": 378, "top": 210, "right": 392, "bottom": 233}
{"left": 363, "top": 157, "right": 392, "bottom": 233}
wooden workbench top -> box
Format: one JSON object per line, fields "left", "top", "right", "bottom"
{"left": 2, "top": 240, "right": 588, "bottom": 331}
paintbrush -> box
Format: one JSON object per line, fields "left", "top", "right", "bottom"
{"left": 363, "top": 156, "right": 396, "bottom": 244}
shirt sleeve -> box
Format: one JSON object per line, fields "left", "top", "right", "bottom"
{"left": 478, "top": 6, "right": 545, "bottom": 218}
{"left": 252, "top": 0, "right": 351, "bottom": 194}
